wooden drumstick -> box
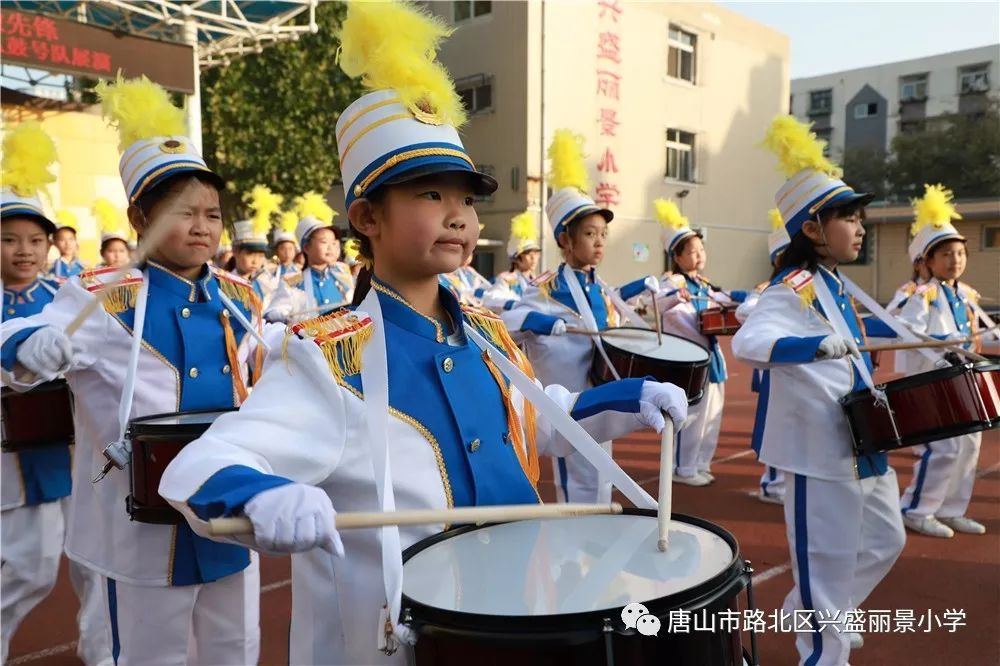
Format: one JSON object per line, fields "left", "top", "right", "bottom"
{"left": 657, "top": 416, "right": 674, "bottom": 552}
{"left": 859, "top": 338, "right": 973, "bottom": 353}
{"left": 208, "top": 502, "right": 623, "bottom": 536}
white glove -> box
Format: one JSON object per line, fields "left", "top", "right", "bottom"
{"left": 264, "top": 307, "right": 290, "bottom": 324}
{"left": 934, "top": 356, "right": 955, "bottom": 369}
{"left": 643, "top": 276, "right": 660, "bottom": 294}
{"left": 15, "top": 326, "right": 74, "bottom": 380}
{"left": 637, "top": 381, "right": 689, "bottom": 433}
{"left": 550, "top": 319, "right": 567, "bottom": 336}
{"left": 816, "top": 334, "right": 860, "bottom": 360}
{"left": 243, "top": 483, "right": 344, "bottom": 557}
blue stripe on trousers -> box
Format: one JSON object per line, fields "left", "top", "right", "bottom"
{"left": 794, "top": 475, "right": 823, "bottom": 666}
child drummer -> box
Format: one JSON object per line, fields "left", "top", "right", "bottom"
{"left": 650, "top": 198, "right": 749, "bottom": 486}
{"left": 504, "top": 130, "right": 659, "bottom": 503}
{"left": 50, "top": 210, "right": 86, "bottom": 279}
{"left": 156, "top": 3, "right": 687, "bottom": 663}
{"left": 482, "top": 210, "right": 541, "bottom": 313}
{"left": 898, "top": 185, "right": 988, "bottom": 539}
{"left": 1, "top": 76, "right": 276, "bottom": 665}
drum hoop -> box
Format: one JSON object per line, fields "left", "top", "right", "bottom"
{"left": 840, "top": 362, "right": 977, "bottom": 404}
{"left": 126, "top": 407, "right": 237, "bottom": 438}
{"left": 400, "top": 509, "right": 744, "bottom": 638}
{"left": 600, "top": 328, "right": 711, "bottom": 367}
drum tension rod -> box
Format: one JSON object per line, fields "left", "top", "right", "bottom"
{"left": 602, "top": 618, "right": 615, "bottom": 666}
{"left": 744, "top": 560, "right": 760, "bottom": 666}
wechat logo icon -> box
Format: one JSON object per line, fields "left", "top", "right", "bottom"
{"left": 621, "top": 602, "right": 660, "bottom": 636}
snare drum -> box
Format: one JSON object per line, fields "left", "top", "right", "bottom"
{"left": 590, "top": 328, "right": 710, "bottom": 404}
{"left": 1, "top": 380, "right": 75, "bottom": 452}
{"left": 126, "top": 409, "right": 235, "bottom": 524}
{"left": 402, "top": 510, "right": 756, "bottom": 666}
{"left": 698, "top": 306, "right": 741, "bottom": 337}
{"left": 841, "top": 362, "right": 1000, "bottom": 455}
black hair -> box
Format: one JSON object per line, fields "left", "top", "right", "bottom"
{"left": 100, "top": 238, "right": 129, "bottom": 254}
{"left": 349, "top": 186, "right": 388, "bottom": 307}
{"left": 772, "top": 202, "right": 868, "bottom": 279}
{"left": 134, "top": 172, "right": 220, "bottom": 221}
{"left": 223, "top": 255, "right": 237, "bottom": 272}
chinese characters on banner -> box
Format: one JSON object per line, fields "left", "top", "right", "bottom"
{"left": 0, "top": 11, "right": 113, "bottom": 74}
{"left": 595, "top": 0, "right": 623, "bottom": 209}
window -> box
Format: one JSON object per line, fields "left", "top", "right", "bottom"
{"left": 984, "top": 225, "right": 1000, "bottom": 251}
{"left": 959, "top": 63, "right": 990, "bottom": 94}
{"left": 456, "top": 75, "right": 493, "bottom": 114}
{"left": 474, "top": 164, "right": 495, "bottom": 202}
{"left": 665, "top": 129, "right": 695, "bottom": 182}
{"left": 809, "top": 89, "right": 832, "bottom": 115}
{"left": 853, "top": 102, "right": 878, "bottom": 119}
{"left": 814, "top": 127, "right": 833, "bottom": 157}
{"left": 900, "top": 74, "right": 928, "bottom": 101}
{"left": 788, "top": 94, "right": 794, "bottom": 114}
{"left": 667, "top": 25, "right": 696, "bottom": 83}
{"left": 453, "top": 0, "right": 491, "bottom": 22}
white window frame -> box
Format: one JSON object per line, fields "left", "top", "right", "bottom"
{"left": 455, "top": 74, "right": 494, "bottom": 115}
{"left": 667, "top": 25, "right": 697, "bottom": 84}
{"left": 452, "top": 0, "right": 492, "bottom": 24}
{"left": 853, "top": 102, "right": 878, "bottom": 119}
{"left": 664, "top": 128, "right": 696, "bottom": 183}
{"left": 899, "top": 74, "right": 928, "bottom": 102}
{"left": 958, "top": 63, "right": 990, "bottom": 95}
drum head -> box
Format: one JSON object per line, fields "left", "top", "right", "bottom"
{"left": 127, "top": 409, "right": 236, "bottom": 437}
{"left": 403, "top": 511, "right": 736, "bottom": 619}
{"left": 602, "top": 328, "right": 709, "bottom": 363}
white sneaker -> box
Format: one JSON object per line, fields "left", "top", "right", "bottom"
{"left": 699, "top": 471, "right": 715, "bottom": 482}
{"left": 847, "top": 631, "right": 864, "bottom": 649}
{"left": 938, "top": 516, "right": 986, "bottom": 535}
{"left": 757, "top": 491, "right": 784, "bottom": 505}
{"left": 902, "top": 514, "right": 954, "bottom": 538}
{"left": 675, "top": 473, "right": 711, "bottom": 487}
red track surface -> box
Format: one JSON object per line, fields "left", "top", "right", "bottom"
{"left": 8, "top": 343, "right": 1000, "bottom": 665}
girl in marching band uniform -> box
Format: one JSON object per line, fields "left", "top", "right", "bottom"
{"left": 50, "top": 210, "right": 86, "bottom": 278}
{"left": 1, "top": 76, "right": 274, "bottom": 666}
{"left": 733, "top": 115, "right": 905, "bottom": 666}
{"left": 94, "top": 198, "right": 131, "bottom": 270}
{"left": 483, "top": 210, "right": 541, "bottom": 312}
{"left": 505, "top": 130, "right": 658, "bottom": 503}
{"left": 158, "top": 5, "right": 686, "bottom": 664}
{"left": 887, "top": 233, "right": 933, "bottom": 376}
{"left": 898, "top": 185, "right": 987, "bottom": 539}
{"left": 652, "top": 198, "right": 748, "bottom": 486}
{"left": 735, "top": 208, "right": 790, "bottom": 504}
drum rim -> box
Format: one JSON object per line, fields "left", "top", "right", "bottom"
{"left": 599, "top": 327, "right": 711, "bottom": 366}
{"left": 839, "top": 362, "right": 980, "bottom": 404}
{"left": 401, "top": 509, "right": 744, "bottom": 635}
{"left": 126, "top": 407, "right": 237, "bottom": 437}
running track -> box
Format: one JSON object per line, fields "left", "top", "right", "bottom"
{"left": 8, "top": 342, "right": 1000, "bottom": 665}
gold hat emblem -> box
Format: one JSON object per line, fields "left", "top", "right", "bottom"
{"left": 159, "top": 139, "right": 186, "bottom": 154}
{"left": 409, "top": 99, "right": 442, "bottom": 126}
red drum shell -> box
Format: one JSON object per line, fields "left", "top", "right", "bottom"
{"left": 697, "top": 306, "right": 741, "bottom": 337}
{"left": 841, "top": 363, "right": 999, "bottom": 455}
{"left": 1, "top": 381, "right": 74, "bottom": 452}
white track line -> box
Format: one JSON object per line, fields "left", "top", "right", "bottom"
{"left": 9, "top": 578, "right": 294, "bottom": 663}
{"left": 752, "top": 561, "right": 793, "bottom": 585}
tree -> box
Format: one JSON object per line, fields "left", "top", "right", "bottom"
{"left": 842, "top": 146, "right": 888, "bottom": 201}
{"left": 200, "top": 2, "right": 364, "bottom": 218}
{"left": 886, "top": 104, "right": 1000, "bottom": 201}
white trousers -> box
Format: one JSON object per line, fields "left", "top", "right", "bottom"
{"left": 760, "top": 465, "right": 786, "bottom": 499}
{"left": 783, "top": 469, "right": 906, "bottom": 666}
{"left": 1, "top": 501, "right": 65, "bottom": 663}
{"left": 899, "top": 433, "right": 981, "bottom": 519}
{"left": 69, "top": 557, "right": 114, "bottom": 666}
{"left": 103, "top": 556, "right": 260, "bottom": 666}
{"left": 552, "top": 440, "right": 613, "bottom": 503}
{"left": 675, "top": 381, "right": 724, "bottom": 478}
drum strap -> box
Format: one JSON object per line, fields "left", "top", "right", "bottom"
{"left": 356, "top": 288, "right": 417, "bottom": 655}
{"left": 560, "top": 264, "right": 621, "bottom": 381}
{"left": 118, "top": 271, "right": 151, "bottom": 445}
{"left": 464, "top": 322, "right": 658, "bottom": 511}
{"left": 596, "top": 276, "right": 649, "bottom": 329}
{"left": 811, "top": 274, "right": 886, "bottom": 405}
{"left": 840, "top": 275, "right": 942, "bottom": 364}
{"left": 970, "top": 300, "right": 1000, "bottom": 342}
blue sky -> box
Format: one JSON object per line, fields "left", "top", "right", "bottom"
{"left": 720, "top": 1, "right": 1000, "bottom": 79}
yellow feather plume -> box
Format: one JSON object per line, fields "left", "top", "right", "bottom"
{"left": 1, "top": 121, "right": 58, "bottom": 199}
{"left": 762, "top": 115, "right": 842, "bottom": 179}
{"left": 653, "top": 198, "right": 690, "bottom": 231}
{"left": 510, "top": 211, "right": 538, "bottom": 242}
{"left": 219, "top": 227, "right": 231, "bottom": 248}
{"left": 343, "top": 238, "right": 361, "bottom": 261}
{"left": 92, "top": 198, "right": 122, "bottom": 234}
{"left": 337, "top": 0, "right": 466, "bottom": 128}
{"left": 55, "top": 209, "right": 78, "bottom": 231}
{"left": 278, "top": 210, "right": 298, "bottom": 234}
{"left": 96, "top": 73, "right": 186, "bottom": 151}
{"left": 768, "top": 207, "right": 784, "bottom": 231}
{"left": 547, "top": 129, "right": 590, "bottom": 192}
{"left": 910, "top": 183, "right": 962, "bottom": 235}
{"left": 294, "top": 192, "right": 336, "bottom": 225}
{"left": 245, "top": 185, "right": 283, "bottom": 236}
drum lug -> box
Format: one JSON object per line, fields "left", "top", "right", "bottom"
{"left": 601, "top": 617, "right": 615, "bottom": 666}
{"left": 402, "top": 608, "right": 413, "bottom": 625}
{"left": 744, "top": 560, "right": 760, "bottom": 666}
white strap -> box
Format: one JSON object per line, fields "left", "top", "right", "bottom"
{"left": 302, "top": 268, "right": 318, "bottom": 310}
{"left": 597, "top": 276, "right": 649, "bottom": 329}
{"left": 839, "top": 274, "right": 940, "bottom": 364}
{"left": 357, "top": 288, "right": 415, "bottom": 653}
{"left": 118, "top": 271, "right": 150, "bottom": 442}
{"left": 217, "top": 291, "right": 271, "bottom": 352}
{"left": 811, "top": 271, "right": 881, "bottom": 398}
{"left": 561, "top": 264, "right": 621, "bottom": 381}
{"left": 37, "top": 279, "right": 58, "bottom": 297}
{"left": 970, "top": 300, "right": 999, "bottom": 342}
{"left": 463, "top": 322, "right": 657, "bottom": 510}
